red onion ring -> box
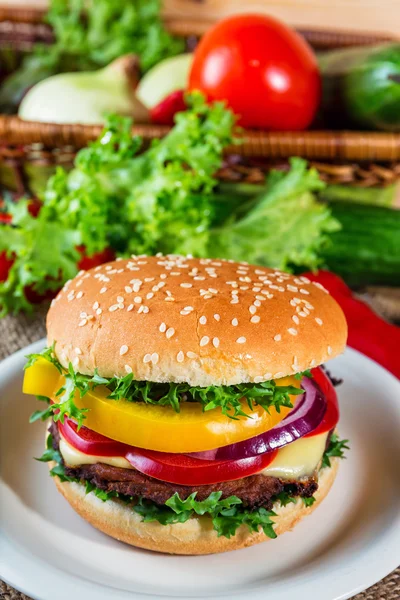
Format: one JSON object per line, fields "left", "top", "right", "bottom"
{"left": 187, "top": 377, "right": 327, "bottom": 461}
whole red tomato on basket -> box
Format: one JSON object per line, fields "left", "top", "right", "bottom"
{"left": 189, "top": 14, "right": 321, "bottom": 130}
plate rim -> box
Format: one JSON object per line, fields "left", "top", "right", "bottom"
{"left": 1, "top": 338, "right": 400, "bottom": 600}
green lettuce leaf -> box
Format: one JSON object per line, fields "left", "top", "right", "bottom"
{"left": 322, "top": 433, "right": 350, "bottom": 468}
{"left": 208, "top": 158, "right": 340, "bottom": 271}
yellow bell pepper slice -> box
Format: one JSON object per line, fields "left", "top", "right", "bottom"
{"left": 23, "top": 358, "right": 300, "bottom": 453}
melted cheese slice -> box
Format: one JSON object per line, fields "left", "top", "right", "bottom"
{"left": 59, "top": 431, "right": 329, "bottom": 481}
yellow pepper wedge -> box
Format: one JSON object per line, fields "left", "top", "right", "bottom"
{"left": 23, "top": 358, "right": 300, "bottom": 453}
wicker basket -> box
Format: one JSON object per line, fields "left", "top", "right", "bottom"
{"left": 0, "top": 5, "right": 399, "bottom": 195}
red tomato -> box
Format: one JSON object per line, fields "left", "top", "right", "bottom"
{"left": 0, "top": 251, "right": 14, "bottom": 282}
{"left": 306, "top": 367, "right": 339, "bottom": 437}
{"left": 59, "top": 418, "right": 127, "bottom": 456}
{"left": 58, "top": 418, "right": 278, "bottom": 485}
{"left": 125, "top": 447, "right": 278, "bottom": 485}
{"left": 77, "top": 246, "right": 116, "bottom": 271}
{"left": 150, "top": 89, "right": 186, "bottom": 125}
{"left": 189, "top": 14, "right": 320, "bottom": 130}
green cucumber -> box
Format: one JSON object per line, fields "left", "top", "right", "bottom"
{"left": 319, "top": 43, "right": 400, "bottom": 131}
{"left": 322, "top": 202, "right": 400, "bottom": 286}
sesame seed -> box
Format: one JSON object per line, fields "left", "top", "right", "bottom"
{"left": 236, "top": 336, "right": 246, "bottom": 344}
{"left": 78, "top": 319, "right": 87, "bottom": 327}
{"left": 313, "top": 281, "right": 329, "bottom": 294}
{"left": 177, "top": 351, "right": 184, "bottom": 363}
{"left": 231, "top": 318, "right": 238, "bottom": 326}
{"left": 194, "top": 276, "right": 205, "bottom": 281}
{"left": 274, "top": 334, "right": 282, "bottom": 342}
{"left": 180, "top": 283, "right": 193, "bottom": 288}
{"left": 144, "top": 277, "right": 155, "bottom": 282}
{"left": 274, "top": 372, "right": 285, "bottom": 378}
{"left": 292, "top": 315, "right": 300, "bottom": 325}
{"left": 165, "top": 297, "right": 175, "bottom": 302}
{"left": 125, "top": 286, "right": 133, "bottom": 294}
{"left": 146, "top": 293, "right": 154, "bottom": 300}
{"left": 76, "top": 291, "right": 83, "bottom": 299}
{"left": 288, "top": 328, "right": 298, "bottom": 336}
{"left": 199, "top": 316, "right": 207, "bottom": 325}
{"left": 120, "top": 345, "right": 129, "bottom": 356}
{"left": 187, "top": 351, "right": 198, "bottom": 359}
{"left": 254, "top": 300, "right": 261, "bottom": 307}
{"left": 298, "top": 311, "right": 308, "bottom": 317}
{"left": 256, "top": 295, "right": 265, "bottom": 301}
{"left": 166, "top": 327, "right": 175, "bottom": 339}
{"left": 300, "top": 288, "right": 310, "bottom": 295}
{"left": 200, "top": 336, "right": 209, "bottom": 347}
{"left": 109, "top": 305, "right": 119, "bottom": 312}
{"left": 134, "top": 296, "right": 142, "bottom": 304}
{"left": 125, "top": 365, "right": 132, "bottom": 374}
{"left": 93, "top": 301, "right": 99, "bottom": 310}
{"left": 151, "top": 353, "right": 159, "bottom": 365}
{"left": 96, "top": 308, "right": 102, "bottom": 315}
{"left": 142, "top": 306, "right": 149, "bottom": 314}
{"left": 143, "top": 354, "right": 152, "bottom": 363}
{"left": 117, "top": 296, "right": 124, "bottom": 303}
{"left": 75, "top": 348, "right": 82, "bottom": 355}
{"left": 100, "top": 287, "right": 108, "bottom": 294}
{"left": 287, "top": 285, "right": 298, "bottom": 292}
{"left": 249, "top": 305, "right": 257, "bottom": 315}
{"left": 208, "top": 288, "right": 218, "bottom": 294}
{"left": 250, "top": 315, "right": 260, "bottom": 324}
{"left": 263, "top": 373, "right": 272, "bottom": 380}
{"left": 214, "top": 314, "right": 220, "bottom": 321}
{"left": 252, "top": 287, "right": 261, "bottom": 292}
{"left": 213, "top": 337, "right": 220, "bottom": 348}
{"left": 327, "top": 346, "right": 333, "bottom": 355}
{"left": 159, "top": 323, "right": 166, "bottom": 333}
{"left": 254, "top": 376, "right": 264, "bottom": 383}
{"left": 127, "top": 304, "right": 134, "bottom": 312}
{"left": 230, "top": 298, "right": 239, "bottom": 304}
{"left": 160, "top": 274, "right": 167, "bottom": 279}
{"left": 137, "top": 306, "right": 144, "bottom": 314}
{"left": 315, "top": 317, "right": 323, "bottom": 326}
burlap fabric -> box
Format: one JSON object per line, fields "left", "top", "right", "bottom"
{"left": 1, "top": 310, "right": 399, "bottom": 599}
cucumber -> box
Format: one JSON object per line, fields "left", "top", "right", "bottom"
{"left": 319, "top": 43, "right": 400, "bottom": 132}
{"left": 322, "top": 202, "right": 400, "bottom": 286}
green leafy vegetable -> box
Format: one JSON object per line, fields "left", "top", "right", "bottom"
{"left": 209, "top": 158, "right": 340, "bottom": 271}
{"left": 0, "top": 0, "right": 184, "bottom": 112}
{"left": 0, "top": 96, "right": 235, "bottom": 316}
{"left": 322, "top": 433, "right": 350, "bottom": 468}
{"left": 134, "top": 492, "right": 277, "bottom": 539}
{"left": 26, "top": 346, "right": 302, "bottom": 420}
{"left": 302, "top": 496, "right": 317, "bottom": 507}
{"left": 35, "top": 433, "right": 62, "bottom": 464}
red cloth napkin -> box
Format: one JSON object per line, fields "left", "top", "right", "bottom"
{"left": 306, "top": 271, "right": 400, "bottom": 379}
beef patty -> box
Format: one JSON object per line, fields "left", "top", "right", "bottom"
{"left": 50, "top": 422, "right": 319, "bottom": 511}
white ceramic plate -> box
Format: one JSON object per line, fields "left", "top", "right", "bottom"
{"left": 1, "top": 340, "right": 400, "bottom": 600}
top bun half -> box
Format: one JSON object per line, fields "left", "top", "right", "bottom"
{"left": 47, "top": 255, "right": 347, "bottom": 386}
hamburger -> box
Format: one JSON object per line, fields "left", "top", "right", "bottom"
{"left": 24, "top": 254, "right": 348, "bottom": 555}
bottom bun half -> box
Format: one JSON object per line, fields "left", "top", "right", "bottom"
{"left": 50, "top": 459, "right": 339, "bottom": 555}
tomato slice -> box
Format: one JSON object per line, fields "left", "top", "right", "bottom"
{"left": 59, "top": 417, "right": 278, "bottom": 485}
{"left": 125, "top": 447, "right": 278, "bottom": 485}
{"left": 59, "top": 418, "right": 127, "bottom": 456}
{"left": 306, "top": 367, "right": 339, "bottom": 436}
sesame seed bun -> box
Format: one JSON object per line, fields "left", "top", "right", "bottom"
{"left": 47, "top": 255, "right": 347, "bottom": 386}
{"left": 50, "top": 458, "right": 339, "bottom": 555}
